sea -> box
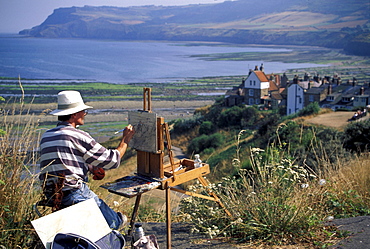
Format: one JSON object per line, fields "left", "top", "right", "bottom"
{"left": 0, "top": 34, "right": 327, "bottom": 84}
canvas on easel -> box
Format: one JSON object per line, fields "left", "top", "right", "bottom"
{"left": 128, "top": 111, "right": 158, "bottom": 153}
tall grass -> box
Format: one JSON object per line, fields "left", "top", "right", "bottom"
{"left": 0, "top": 96, "right": 43, "bottom": 248}
{"left": 178, "top": 131, "right": 370, "bottom": 247}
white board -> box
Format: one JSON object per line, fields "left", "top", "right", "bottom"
{"left": 31, "top": 199, "right": 111, "bottom": 248}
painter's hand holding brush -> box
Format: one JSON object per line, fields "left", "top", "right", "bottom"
{"left": 116, "top": 124, "right": 135, "bottom": 158}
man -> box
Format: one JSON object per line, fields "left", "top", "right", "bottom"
{"left": 39, "top": 90, "right": 135, "bottom": 230}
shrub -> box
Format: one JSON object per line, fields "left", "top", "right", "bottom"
{"left": 218, "top": 106, "right": 244, "bottom": 128}
{"left": 187, "top": 133, "right": 225, "bottom": 154}
{"left": 343, "top": 119, "right": 370, "bottom": 152}
{"left": 297, "top": 102, "right": 320, "bottom": 117}
{"left": 199, "top": 121, "right": 215, "bottom": 135}
{"left": 172, "top": 114, "right": 203, "bottom": 134}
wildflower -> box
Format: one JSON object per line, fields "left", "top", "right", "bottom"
{"left": 251, "top": 148, "right": 264, "bottom": 154}
{"left": 301, "top": 183, "right": 309, "bottom": 188}
{"left": 268, "top": 181, "right": 273, "bottom": 184}
{"left": 113, "top": 201, "right": 119, "bottom": 207}
{"left": 236, "top": 218, "right": 243, "bottom": 223}
{"left": 326, "top": 216, "right": 334, "bottom": 221}
{"left": 319, "top": 179, "right": 326, "bottom": 185}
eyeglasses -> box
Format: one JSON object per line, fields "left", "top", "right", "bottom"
{"left": 83, "top": 110, "right": 88, "bottom": 115}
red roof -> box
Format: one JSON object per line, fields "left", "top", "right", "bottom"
{"left": 269, "top": 81, "right": 279, "bottom": 91}
{"left": 254, "top": 71, "right": 269, "bottom": 82}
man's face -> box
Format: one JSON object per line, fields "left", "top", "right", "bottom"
{"left": 72, "top": 110, "right": 88, "bottom": 126}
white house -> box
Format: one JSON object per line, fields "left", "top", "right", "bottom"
{"left": 287, "top": 83, "right": 304, "bottom": 115}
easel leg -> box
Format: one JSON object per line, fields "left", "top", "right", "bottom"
{"left": 198, "top": 177, "right": 232, "bottom": 217}
{"left": 166, "top": 185, "right": 172, "bottom": 249}
{"left": 128, "top": 194, "right": 142, "bottom": 237}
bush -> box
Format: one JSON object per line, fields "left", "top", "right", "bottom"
{"left": 218, "top": 106, "right": 244, "bottom": 128}
{"left": 199, "top": 121, "right": 215, "bottom": 135}
{"left": 343, "top": 119, "right": 370, "bottom": 152}
{"left": 172, "top": 114, "right": 203, "bottom": 134}
{"left": 187, "top": 133, "right": 225, "bottom": 154}
{"left": 297, "top": 102, "right": 320, "bottom": 117}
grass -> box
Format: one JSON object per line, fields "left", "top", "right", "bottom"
{"left": 0, "top": 99, "right": 43, "bottom": 248}
{"left": 177, "top": 131, "right": 370, "bottom": 247}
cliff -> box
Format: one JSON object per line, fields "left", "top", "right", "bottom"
{"left": 19, "top": 0, "right": 370, "bottom": 55}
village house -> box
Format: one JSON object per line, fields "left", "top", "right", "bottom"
{"left": 225, "top": 64, "right": 283, "bottom": 109}
{"left": 321, "top": 82, "right": 370, "bottom": 110}
{"left": 286, "top": 83, "right": 304, "bottom": 115}
{"left": 225, "top": 66, "right": 370, "bottom": 115}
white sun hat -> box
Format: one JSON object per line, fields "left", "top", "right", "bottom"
{"left": 50, "top": 91, "right": 93, "bottom": 116}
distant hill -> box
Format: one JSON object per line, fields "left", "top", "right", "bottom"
{"left": 19, "top": 0, "right": 370, "bottom": 55}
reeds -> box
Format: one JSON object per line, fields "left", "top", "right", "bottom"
{"left": 0, "top": 96, "right": 43, "bottom": 248}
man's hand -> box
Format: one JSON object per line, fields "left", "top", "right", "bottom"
{"left": 91, "top": 167, "right": 105, "bottom": 180}
{"left": 116, "top": 124, "right": 135, "bottom": 158}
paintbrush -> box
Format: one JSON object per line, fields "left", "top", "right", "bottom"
{"left": 114, "top": 128, "right": 126, "bottom": 134}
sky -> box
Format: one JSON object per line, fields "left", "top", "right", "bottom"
{"left": 0, "top": 0, "right": 225, "bottom": 33}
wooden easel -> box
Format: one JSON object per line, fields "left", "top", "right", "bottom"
{"left": 101, "top": 88, "right": 230, "bottom": 249}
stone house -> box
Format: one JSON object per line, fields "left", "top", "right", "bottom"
{"left": 225, "top": 64, "right": 283, "bottom": 109}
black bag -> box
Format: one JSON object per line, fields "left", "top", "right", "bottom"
{"left": 51, "top": 230, "right": 125, "bottom": 249}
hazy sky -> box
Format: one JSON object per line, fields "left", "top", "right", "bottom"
{"left": 0, "top": 0, "right": 225, "bottom": 33}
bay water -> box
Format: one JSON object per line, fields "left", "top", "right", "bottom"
{"left": 0, "top": 34, "right": 326, "bottom": 84}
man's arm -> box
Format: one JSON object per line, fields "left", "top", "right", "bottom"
{"left": 116, "top": 124, "right": 135, "bottom": 158}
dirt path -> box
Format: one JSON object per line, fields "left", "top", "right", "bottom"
{"left": 305, "top": 111, "right": 368, "bottom": 130}
{"left": 127, "top": 222, "right": 238, "bottom": 249}
{"left": 328, "top": 216, "right": 370, "bottom": 249}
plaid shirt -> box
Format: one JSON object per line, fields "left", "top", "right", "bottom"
{"left": 39, "top": 122, "right": 120, "bottom": 189}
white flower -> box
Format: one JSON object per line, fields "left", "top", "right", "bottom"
{"left": 326, "top": 216, "right": 334, "bottom": 221}
{"left": 319, "top": 179, "right": 326, "bottom": 185}
{"left": 113, "top": 201, "right": 119, "bottom": 207}
{"left": 301, "top": 183, "right": 309, "bottom": 188}
{"left": 251, "top": 148, "right": 265, "bottom": 153}
{"left": 236, "top": 218, "right": 243, "bottom": 223}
